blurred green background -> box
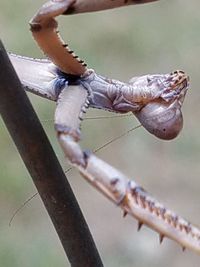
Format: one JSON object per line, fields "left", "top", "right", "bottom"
{"left": 1, "top": 0, "right": 200, "bottom": 266}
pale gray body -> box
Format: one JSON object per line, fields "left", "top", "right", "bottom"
{"left": 10, "top": 54, "right": 188, "bottom": 140}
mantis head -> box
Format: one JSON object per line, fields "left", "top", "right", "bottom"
{"left": 133, "top": 70, "right": 189, "bottom": 140}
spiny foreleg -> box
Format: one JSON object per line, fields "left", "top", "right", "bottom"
{"left": 63, "top": 0, "right": 158, "bottom": 14}
{"left": 55, "top": 84, "right": 200, "bottom": 255}
{"left": 8, "top": 54, "right": 60, "bottom": 100}
{"left": 29, "top": 0, "right": 158, "bottom": 75}
{"left": 30, "top": 0, "right": 87, "bottom": 76}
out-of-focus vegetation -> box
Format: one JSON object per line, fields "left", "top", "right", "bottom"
{"left": 1, "top": 0, "right": 200, "bottom": 266}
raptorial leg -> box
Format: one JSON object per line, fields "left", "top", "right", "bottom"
{"left": 55, "top": 84, "right": 128, "bottom": 202}
{"left": 30, "top": 0, "right": 87, "bottom": 76}
{"left": 55, "top": 84, "right": 200, "bottom": 255}
{"left": 9, "top": 54, "right": 59, "bottom": 101}
{"left": 29, "top": 0, "right": 158, "bottom": 76}
{"left": 58, "top": 0, "right": 158, "bottom": 15}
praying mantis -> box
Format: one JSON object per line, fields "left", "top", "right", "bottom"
{"left": 3, "top": 0, "right": 200, "bottom": 262}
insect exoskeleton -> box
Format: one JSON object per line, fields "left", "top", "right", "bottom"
{"left": 134, "top": 99, "right": 183, "bottom": 140}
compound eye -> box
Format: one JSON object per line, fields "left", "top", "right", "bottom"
{"left": 147, "top": 76, "right": 152, "bottom": 84}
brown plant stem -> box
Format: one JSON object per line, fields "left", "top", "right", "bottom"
{"left": 0, "top": 40, "right": 104, "bottom": 267}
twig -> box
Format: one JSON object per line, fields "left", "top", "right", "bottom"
{"left": 0, "top": 40, "right": 104, "bottom": 267}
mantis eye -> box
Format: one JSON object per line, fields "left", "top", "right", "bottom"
{"left": 134, "top": 100, "right": 183, "bottom": 140}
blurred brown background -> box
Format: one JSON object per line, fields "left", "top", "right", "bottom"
{"left": 1, "top": 0, "right": 200, "bottom": 266}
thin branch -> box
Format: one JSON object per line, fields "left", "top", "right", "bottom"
{"left": 0, "top": 40, "right": 104, "bottom": 267}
